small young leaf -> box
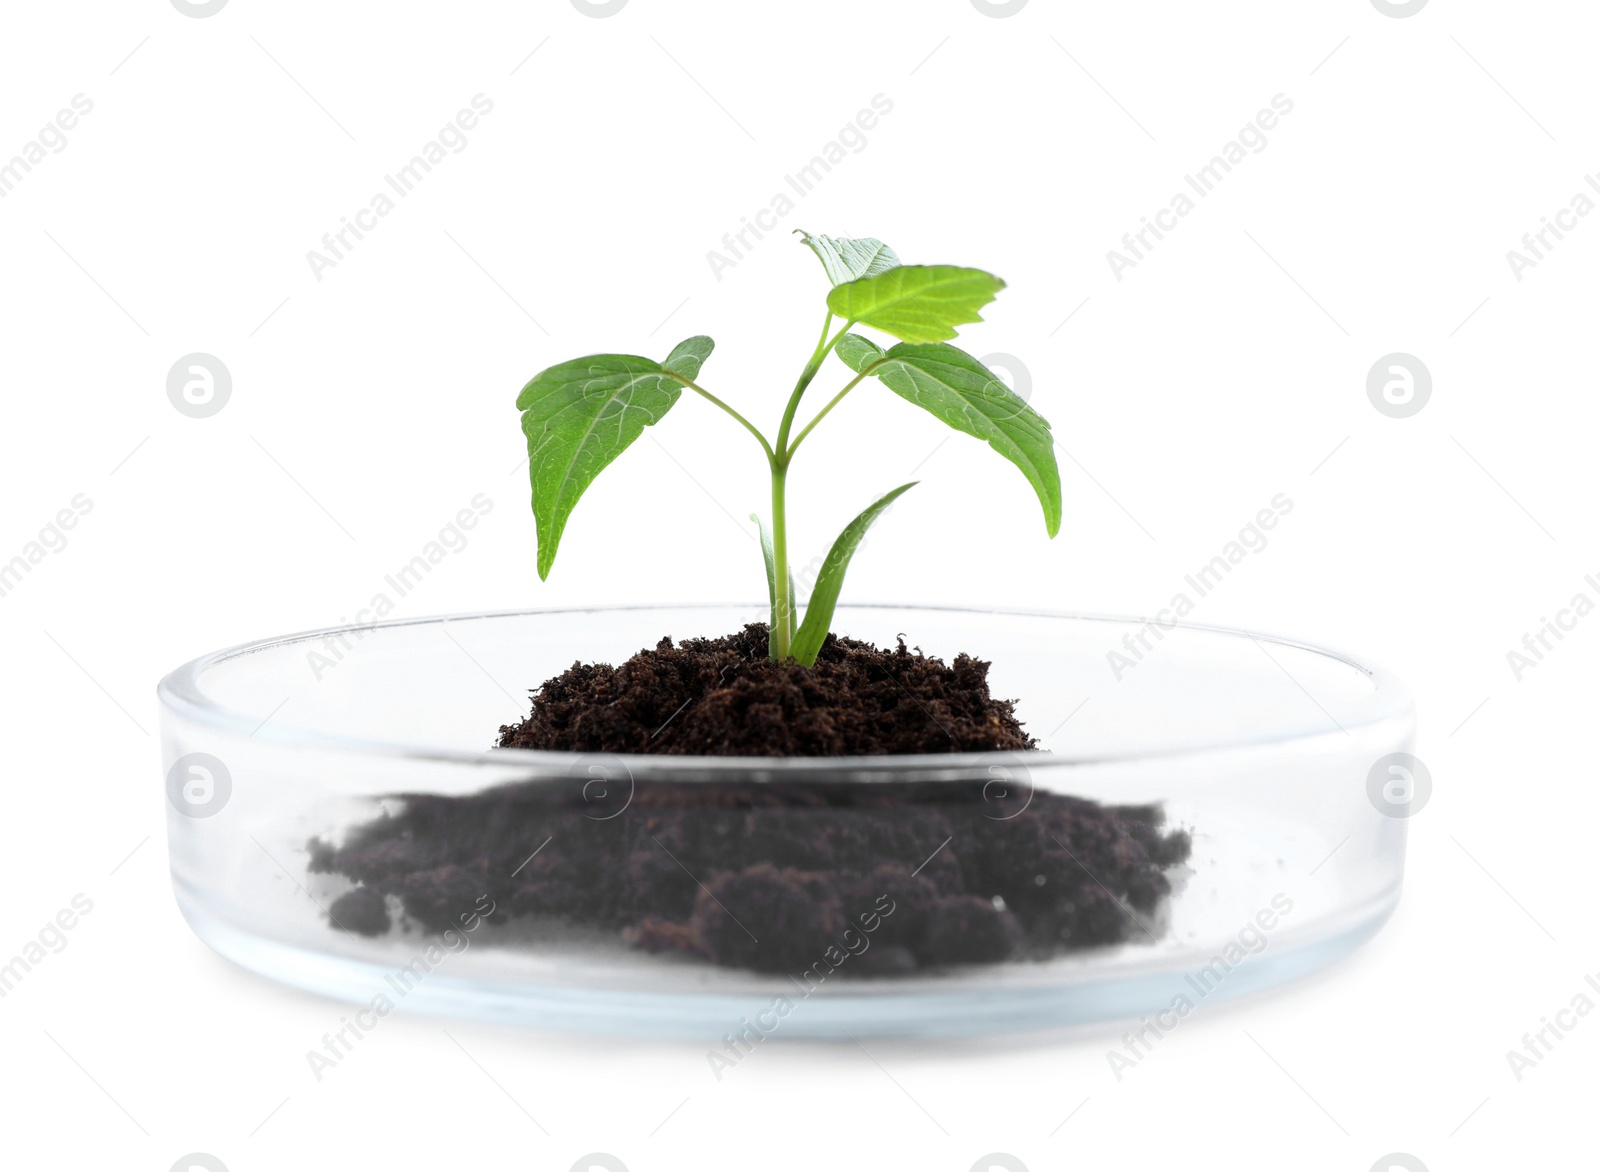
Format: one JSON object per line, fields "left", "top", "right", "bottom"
{"left": 753, "top": 514, "right": 777, "bottom": 610}
{"left": 750, "top": 513, "right": 796, "bottom": 659}
{"left": 517, "top": 339, "right": 707, "bottom": 579}
{"left": 796, "top": 231, "right": 902, "bottom": 287}
{"left": 867, "top": 343, "right": 1061, "bottom": 536}
{"left": 789, "top": 482, "right": 918, "bottom": 667}
{"left": 834, "top": 332, "right": 885, "bottom": 374}
{"left": 663, "top": 335, "right": 715, "bottom": 380}
{"left": 826, "top": 265, "right": 1005, "bottom": 344}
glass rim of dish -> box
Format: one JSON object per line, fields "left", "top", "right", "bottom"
{"left": 156, "top": 602, "right": 1415, "bottom": 773}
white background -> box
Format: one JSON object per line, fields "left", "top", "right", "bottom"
{"left": 1, "top": 0, "right": 1595, "bottom": 1168}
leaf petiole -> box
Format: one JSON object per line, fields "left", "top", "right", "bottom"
{"left": 784, "top": 359, "right": 888, "bottom": 459}
{"left": 666, "top": 373, "right": 776, "bottom": 463}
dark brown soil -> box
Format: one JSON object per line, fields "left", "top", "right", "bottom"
{"left": 496, "top": 624, "right": 1035, "bottom": 756}
{"left": 311, "top": 777, "right": 1190, "bottom": 972}
{"left": 309, "top": 626, "right": 1192, "bottom": 973}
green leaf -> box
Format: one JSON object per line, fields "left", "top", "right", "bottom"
{"left": 789, "top": 482, "right": 918, "bottom": 667}
{"left": 517, "top": 338, "right": 707, "bottom": 579}
{"left": 663, "top": 335, "right": 714, "bottom": 379}
{"left": 750, "top": 513, "right": 796, "bottom": 659}
{"left": 867, "top": 343, "right": 1061, "bottom": 536}
{"left": 796, "top": 231, "right": 901, "bottom": 287}
{"left": 834, "top": 332, "right": 884, "bottom": 374}
{"left": 826, "top": 265, "right": 1005, "bottom": 344}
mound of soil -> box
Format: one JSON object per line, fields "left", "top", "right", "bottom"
{"left": 309, "top": 626, "right": 1192, "bottom": 974}
{"left": 497, "top": 624, "right": 1035, "bottom": 757}
{"left": 313, "top": 777, "right": 1191, "bottom": 973}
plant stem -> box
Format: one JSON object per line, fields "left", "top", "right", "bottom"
{"left": 761, "top": 311, "right": 858, "bottom": 660}
{"left": 774, "top": 313, "right": 851, "bottom": 461}
{"left": 766, "top": 316, "right": 857, "bottom": 658}
{"left": 770, "top": 462, "right": 792, "bottom": 658}
{"left": 660, "top": 315, "right": 863, "bottom": 659}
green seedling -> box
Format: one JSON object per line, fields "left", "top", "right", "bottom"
{"left": 516, "top": 231, "right": 1061, "bottom": 666}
